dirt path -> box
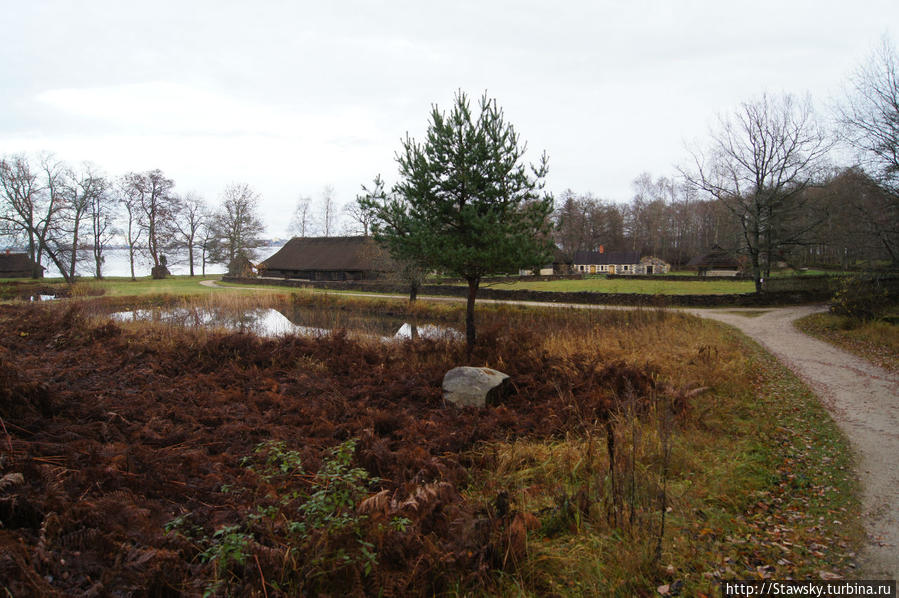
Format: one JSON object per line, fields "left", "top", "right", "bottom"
{"left": 690, "top": 305, "right": 899, "bottom": 578}
{"left": 202, "top": 280, "right": 898, "bottom": 576}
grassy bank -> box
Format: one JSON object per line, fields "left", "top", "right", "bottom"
{"left": 794, "top": 311, "right": 899, "bottom": 373}
{"left": 0, "top": 292, "right": 860, "bottom": 596}
{"left": 1, "top": 275, "right": 227, "bottom": 299}
{"left": 479, "top": 277, "right": 755, "bottom": 295}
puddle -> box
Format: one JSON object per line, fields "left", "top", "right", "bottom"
{"left": 394, "top": 322, "right": 463, "bottom": 341}
{"left": 109, "top": 306, "right": 461, "bottom": 342}
{"left": 110, "top": 308, "right": 317, "bottom": 336}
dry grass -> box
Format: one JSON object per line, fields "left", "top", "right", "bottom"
{"left": 3, "top": 291, "right": 860, "bottom": 596}
{"left": 460, "top": 305, "right": 860, "bottom": 596}
{"left": 795, "top": 312, "right": 899, "bottom": 373}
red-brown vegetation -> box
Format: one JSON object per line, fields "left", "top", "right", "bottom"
{"left": 0, "top": 302, "right": 689, "bottom": 596}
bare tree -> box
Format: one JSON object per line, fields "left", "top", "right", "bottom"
{"left": 209, "top": 183, "right": 266, "bottom": 267}
{"left": 173, "top": 192, "right": 207, "bottom": 277}
{"left": 684, "top": 93, "right": 832, "bottom": 292}
{"left": 319, "top": 185, "right": 338, "bottom": 237}
{"left": 836, "top": 36, "right": 899, "bottom": 264}
{"left": 85, "top": 168, "right": 116, "bottom": 279}
{"left": 0, "top": 153, "right": 73, "bottom": 281}
{"left": 809, "top": 167, "right": 899, "bottom": 266}
{"left": 289, "top": 194, "right": 314, "bottom": 237}
{"left": 838, "top": 36, "right": 899, "bottom": 190}
{"left": 553, "top": 189, "right": 592, "bottom": 254}
{"left": 553, "top": 190, "right": 626, "bottom": 256}
{"left": 627, "top": 173, "right": 673, "bottom": 257}
{"left": 36, "top": 155, "right": 75, "bottom": 279}
{"left": 0, "top": 155, "right": 43, "bottom": 277}
{"left": 345, "top": 177, "right": 379, "bottom": 236}
{"left": 198, "top": 214, "right": 216, "bottom": 276}
{"left": 117, "top": 177, "right": 144, "bottom": 281}
{"left": 120, "top": 169, "right": 178, "bottom": 276}
{"left": 61, "top": 164, "right": 108, "bottom": 280}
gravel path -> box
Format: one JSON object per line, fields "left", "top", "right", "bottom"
{"left": 690, "top": 305, "right": 899, "bottom": 579}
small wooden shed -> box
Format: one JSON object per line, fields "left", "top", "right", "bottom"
{"left": 687, "top": 246, "right": 742, "bottom": 276}
{"left": 0, "top": 252, "right": 44, "bottom": 278}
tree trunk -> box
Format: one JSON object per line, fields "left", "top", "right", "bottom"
{"left": 751, "top": 254, "right": 762, "bottom": 293}
{"left": 750, "top": 214, "right": 763, "bottom": 293}
{"left": 465, "top": 277, "right": 479, "bottom": 357}
{"left": 28, "top": 237, "right": 40, "bottom": 279}
{"left": 188, "top": 243, "right": 195, "bottom": 277}
{"left": 44, "top": 247, "right": 72, "bottom": 284}
{"left": 409, "top": 280, "right": 419, "bottom": 303}
{"left": 69, "top": 221, "right": 80, "bottom": 281}
{"left": 129, "top": 247, "right": 136, "bottom": 281}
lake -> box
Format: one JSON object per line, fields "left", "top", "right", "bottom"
{"left": 41, "top": 246, "right": 284, "bottom": 279}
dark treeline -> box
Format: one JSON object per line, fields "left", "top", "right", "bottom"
{"left": 555, "top": 166, "right": 898, "bottom": 271}
{"left": 554, "top": 176, "right": 738, "bottom": 268}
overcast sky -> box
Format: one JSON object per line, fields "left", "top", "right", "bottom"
{"left": 1, "top": 0, "right": 896, "bottom": 237}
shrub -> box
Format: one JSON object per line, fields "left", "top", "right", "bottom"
{"left": 829, "top": 274, "right": 890, "bottom": 321}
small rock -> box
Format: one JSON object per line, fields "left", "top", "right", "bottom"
{"left": 150, "top": 265, "right": 170, "bottom": 279}
{"left": 442, "top": 366, "right": 509, "bottom": 408}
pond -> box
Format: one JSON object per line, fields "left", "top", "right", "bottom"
{"left": 109, "top": 305, "right": 462, "bottom": 341}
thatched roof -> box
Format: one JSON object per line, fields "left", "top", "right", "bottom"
{"left": 573, "top": 250, "right": 641, "bottom": 265}
{"left": 260, "top": 236, "right": 394, "bottom": 273}
{"left": 687, "top": 246, "right": 740, "bottom": 269}
{"left": 0, "top": 252, "right": 43, "bottom": 274}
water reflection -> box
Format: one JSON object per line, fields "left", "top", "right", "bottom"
{"left": 109, "top": 306, "right": 461, "bottom": 342}
{"left": 394, "top": 322, "right": 463, "bottom": 341}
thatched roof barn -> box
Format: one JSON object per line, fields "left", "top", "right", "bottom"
{"left": 687, "top": 245, "right": 742, "bottom": 276}
{"left": 0, "top": 252, "right": 44, "bottom": 278}
{"left": 259, "top": 236, "right": 395, "bottom": 281}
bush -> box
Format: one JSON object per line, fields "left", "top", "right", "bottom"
{"left": 829, "top": 274, "right": 890, "bottom": 321}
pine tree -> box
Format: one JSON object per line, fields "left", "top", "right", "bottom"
{"left": 364, "top": 91, "right": 554, "bottom": 352}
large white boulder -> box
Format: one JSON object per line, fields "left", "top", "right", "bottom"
{"left": 442, "top": 366, "right": 510, "bottom": 408}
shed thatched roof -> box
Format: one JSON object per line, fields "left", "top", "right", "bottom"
{"left": 573, "top": 250, "right": 641, "bottom": 265}
{"left": 687, "top": 245, "right": 740, "bottom": 269}
{"left": 260, "top": 236, "right": 394, "bottom": 273}
{"left": 0, "top": 252, "right": 43, "bottom": 274}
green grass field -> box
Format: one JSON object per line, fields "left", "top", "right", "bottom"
{"left": 72, "top": 275, "right": 229, "bottom": 297}
{"left": 481, "top": 276, "right": 756, "bottom": 295}
{"left": 1, "top": 275, "right": 231, "bottom": 299}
